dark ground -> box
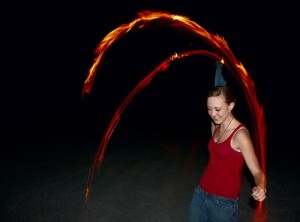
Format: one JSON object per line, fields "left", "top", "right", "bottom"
{"left": 1, "top": 123, "right": 299, "bottom": 222}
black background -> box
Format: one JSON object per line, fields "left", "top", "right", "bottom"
{"left": 2, "top": 1, "right": 296, "bottom": 153}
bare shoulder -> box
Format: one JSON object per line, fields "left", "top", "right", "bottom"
{"left": 231, "top": 125, "right": 253, "bottom": 151}
{"left": 235, "top": 125, "right": 250, "bottom": 137}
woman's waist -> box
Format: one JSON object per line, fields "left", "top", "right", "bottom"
{"left": 199, "top": 176, "right": 241, "bottom": 199}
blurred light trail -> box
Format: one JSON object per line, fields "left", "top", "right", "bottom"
{"left": 82, "top": 10, "right": 267, "bottom": 221}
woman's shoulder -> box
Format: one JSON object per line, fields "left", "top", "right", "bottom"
{"left": 236, "top": 123, "right": 247, "bottom": 130}
{"left": 231, "top": 123, "right": 252, "bottom": 150}
{"left": 230, "top": 121, "right": 249, "bottom": 138}
{"left": 233, "top": 123, "right": 251, "bottom": 140}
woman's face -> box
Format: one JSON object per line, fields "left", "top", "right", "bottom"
{"left": 207, "top": 95, "right": 230, "bottom": 124}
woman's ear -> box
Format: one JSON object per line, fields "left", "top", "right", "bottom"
{"left": 229, "top": 102, "right": 235, "bottom": 110}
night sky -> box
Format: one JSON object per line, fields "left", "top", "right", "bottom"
{"left": 2, "top": 1, "right": 296, "bottom": 153}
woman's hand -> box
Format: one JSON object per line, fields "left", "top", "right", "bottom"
{"left": 251, "top": 186, "right": 266, "bottom": 201}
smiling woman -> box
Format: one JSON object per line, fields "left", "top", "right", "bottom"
{"left": 188, "top": 85, "right": 267, "bottom": 222}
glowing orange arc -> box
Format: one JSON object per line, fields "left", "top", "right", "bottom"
{"left": 82, "top": 10, "right": 267, "bottom": 222}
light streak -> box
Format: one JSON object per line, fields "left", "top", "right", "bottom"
{"left": 82, "top": 10, "right": 267, "bottom": 221}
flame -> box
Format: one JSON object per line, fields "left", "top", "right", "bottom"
{"left": 82, "top": 10, "right": 267, "bottom": 221}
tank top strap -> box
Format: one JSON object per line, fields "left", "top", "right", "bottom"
{"left": 228, "top": 124, "right": 246, "bottom": 139}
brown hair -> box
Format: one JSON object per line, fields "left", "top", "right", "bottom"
{"left": 207, "top": 86, "right": 237, "bottom": 105}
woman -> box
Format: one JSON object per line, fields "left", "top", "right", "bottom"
{"left": 188, "top": 86, "right": 267, "bottom": 222}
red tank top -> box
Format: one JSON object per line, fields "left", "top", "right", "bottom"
{"left": 199, "top": 124, "right": 245, "bottom": 198}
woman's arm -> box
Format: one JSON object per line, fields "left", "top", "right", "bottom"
{"left": 233, "top": 128, "right": 267, "bottom": 201}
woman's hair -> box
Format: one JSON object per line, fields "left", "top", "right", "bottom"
{"left": 207, "top": 86, "right": 237, "bottom": 105}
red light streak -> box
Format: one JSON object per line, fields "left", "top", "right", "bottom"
{"left": 82, "top": 10, "right": 267, "bottom": 221}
